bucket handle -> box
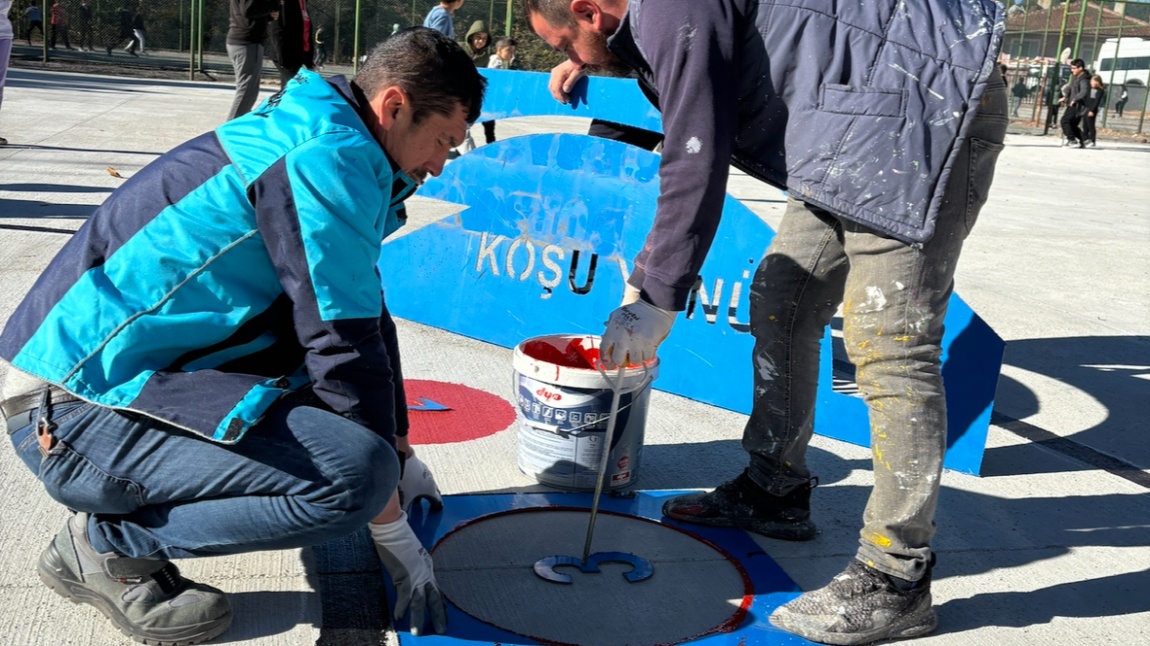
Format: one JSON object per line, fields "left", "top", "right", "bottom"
{"left": 594, "top": 360, "right": 657, "bottom": 395}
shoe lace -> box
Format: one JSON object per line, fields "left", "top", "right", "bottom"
{"left": 151, "top": 563, "right": 183, "bottom": 595}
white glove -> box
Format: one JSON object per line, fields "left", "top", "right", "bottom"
{"left": 621, "top": 283, "right": 642, "bottom": 306}
{"left": 600, "top": 300, "right": 676, "bottom": 369}
{"left": 369, "top": 512, "right": 448, "bottom": 636}
{"left": 398, "top": 454, "right": 443, "bottom": 512}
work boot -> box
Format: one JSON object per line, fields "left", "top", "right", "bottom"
{"left": 662, "top": 470, "right": 818, "bottom": 540}
{"left": 770, "top": 557, "right": 937, "bottom": 645}
{"left": 37, "top": 513, "right": 232, "bottom": 646}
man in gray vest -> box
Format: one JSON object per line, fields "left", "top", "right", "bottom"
{"left": 522, "top": 1, "right": 1008, "bottom": 643}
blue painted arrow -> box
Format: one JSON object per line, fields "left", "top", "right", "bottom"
{"left": 407, "top": 398, "right": 451, "bottom": 412}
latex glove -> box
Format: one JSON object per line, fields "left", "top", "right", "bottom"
{"left": 369, "top": 512, "right": 448, "bottom": 636}
{"left": 398, "top": 454, "right": 443, "bottom": 512}
{"left": 621, "top": 283, "right": 642, "bottom": 306}
{"left": 600, "top": 300, "right": 676, "bottom": 369}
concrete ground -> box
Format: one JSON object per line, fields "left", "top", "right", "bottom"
{"left": 0, "top": 69, "right": 1147, "bottom": 646}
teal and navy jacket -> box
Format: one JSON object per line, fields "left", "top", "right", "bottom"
{"left": 0, "top": 70, "right": 415, "bottom": 446}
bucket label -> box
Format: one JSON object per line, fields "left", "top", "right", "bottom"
{"left": 515, "top": 371, "right": 650, "bottom": 490}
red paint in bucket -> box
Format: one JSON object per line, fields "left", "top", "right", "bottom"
{"left": 521, "top": 337, "right": 600, "bottom": 370}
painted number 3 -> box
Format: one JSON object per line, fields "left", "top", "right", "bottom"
{"left": 533, "top": 552, "right": 654, "bottom": 584}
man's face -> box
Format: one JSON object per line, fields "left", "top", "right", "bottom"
{"left": 529, "top": 12, "right": 630, "bottom": 76}
{"left": 377, "top": 89, "right": 469, "bottom": 186}
{"left": 1071, "top": 64, "right": 1084, "bottom": 77}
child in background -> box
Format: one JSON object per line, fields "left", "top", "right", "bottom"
{"left": 314, "top": 26, "right": 327, "bottom": 68}
{"left": 487, "top": 37, "right": 518, "bottom": 71}
{"left": 475, "top": 37, "right": 518, "bottom": 147}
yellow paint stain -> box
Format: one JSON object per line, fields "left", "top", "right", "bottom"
{"left": 875, "top": 446, "right": 884, "bottom": 462}
{"left": 858, "top": 340, "right": 870, "bottom": 349}
{"left": 768, "top": 315, "right": 777, "bottom": 321}
{"left": 893, "top": 335, "right": 910, "bottom": 342}
{"left": 868, "top": 532, "right": 893, "bottom": 548}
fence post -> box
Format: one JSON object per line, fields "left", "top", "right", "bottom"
{"left": 1043, "top": 0, "right": 1074, "bottom": 136}
{"left": 353, "top": 0, "right": 361, "bottom": 74}
{"left": 187, "top": 0, "right": 196, "bottom": 80}
{"left": 505, "top": 0, "right": 513, "bottom": 37}
{"left": 197, "top": 0, "right": 204, "bottom": 74}
{"left": 1101, "top": 19, "right": 1125, "bottom": 130}
{"left": 41, "top": 0, "right": 49, "bottom": 62}
{"left": 1071, "top": 0, "right": 1088, "bottom": 58}
{"left": 1137, "top": 73, "right": 1149, "bottom": 136}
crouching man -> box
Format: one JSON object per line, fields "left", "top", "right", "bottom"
{"left": 0, "top": 27, "right": 484, "bottom": 644}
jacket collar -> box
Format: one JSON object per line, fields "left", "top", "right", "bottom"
{"left": 327, "top": 75, "right": 418, "bottom": 207}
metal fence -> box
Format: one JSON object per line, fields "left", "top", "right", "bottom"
{"left": 1001, "top": 0, "right": 1150, "bottom": 136}
{"left": 9, "top": 0, "right": 1150, "bottom": 136}
{"left": 7, "top": 0, "right": 551, "bottom": 75}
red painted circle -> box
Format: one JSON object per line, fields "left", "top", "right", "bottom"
{"left": 405, "top": 379, "right": 516, "bottom": 444}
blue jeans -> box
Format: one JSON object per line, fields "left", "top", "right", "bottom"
{"left": 743, "top": 70, "right": 1009, "bottom": 581}
{"left": 8, "top": 399, "right": 397, "bottom": 560}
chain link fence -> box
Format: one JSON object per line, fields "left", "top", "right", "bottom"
{"left": 8, "top": 0, "right": 562, "bottom": 76}
{"left": 9, "top": 0, "right": 1150, "bottom": 136}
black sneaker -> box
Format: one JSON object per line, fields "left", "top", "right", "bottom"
{"left": 770, "top": 557, "right": 937, "bottom": 645}
{"left": 662, "top": 470, "right": 818, "bottom": 540}
{"left": 37, "top": 513, "right": 233, "bottom": 646}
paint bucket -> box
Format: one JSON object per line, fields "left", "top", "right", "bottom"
{"left": 513, "top": 334, "right": 659, "bottom": 490}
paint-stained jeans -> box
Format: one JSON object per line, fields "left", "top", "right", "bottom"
{"left": 743, "top": 70, "right": 1008, "bottom": 582}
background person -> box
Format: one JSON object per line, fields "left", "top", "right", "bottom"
{"left": 268, "top": 0, "right": 314, "bottom": 88}
{"left": 105, "top": 3, "right": 138, "bottom": 56}
{"left": 0, "top": 27, "right": 485, "bottom": 644}
{"left": 422, "top": 0, "right": 463, "bottom": 40}
{"left": 23, "top": 2, "right": 43, "bottom": 45}
{"left": 49, "top": 0, "right": 72, "bottom": 50}
{"left": 522, "top": 1, "right": 1008, "bottom": 643}
{"left": 1113, "top": 84, "right": 1128, "bottom": 118}
{"left": 1081, "top": 74, "right": 1105, "bottom": 147}
{"left": 76, "top": 0, "right": 93, "bottom": 51}
{"left": 1059, "top": 59, "right": 1089, "bottom": 148}
{"left": 459, "top": 19, "right": 493, "bottom": 147}
{"left": 226, "top": 0, "right": 280, "bottom": 119}
{"left": 1, "top": 0, "right": 12, "bottom": 145}
{"left": 130, "top": 4, "right": 145, "bottom": 55}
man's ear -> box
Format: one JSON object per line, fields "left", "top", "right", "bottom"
{"left": 569, "top": 0, "right": 601, "bottom": 28}
{"left": 371, "top": 86, "right": 407, "bottom": 131}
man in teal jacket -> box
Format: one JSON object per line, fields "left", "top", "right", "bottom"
{"left": 0, "top": 28, "right": 483, "bottom": 644}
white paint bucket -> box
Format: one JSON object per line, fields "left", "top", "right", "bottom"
{"left": 513, "top": 334, "right": 659, "bottom": 490}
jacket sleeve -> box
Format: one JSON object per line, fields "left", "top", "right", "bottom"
{"left": 626, "top": 1, "right": 742, "bottom": 311}
{"left": 251, "top": 132, "right": 401, "bottom": 447}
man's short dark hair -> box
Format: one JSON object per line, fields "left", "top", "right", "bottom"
{"left": 1070, "top": 58, "right": 1085, "bottom": 69}
{"left": 354, "top": 27, "right": 487, "bottom": 125}
{"left": 521, "top": 0, "right": 577, "bottom": 28}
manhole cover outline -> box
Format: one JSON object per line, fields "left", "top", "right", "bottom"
{"left": 389, "top": 492, "right": 805, "bottom": 645}
{"left": 430, "top": 505, "right": 753, "bottom": 646}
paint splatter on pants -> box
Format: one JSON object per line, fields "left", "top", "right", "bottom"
{"left": 742, "top": 70, "right": 1009, "bottom": 582}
